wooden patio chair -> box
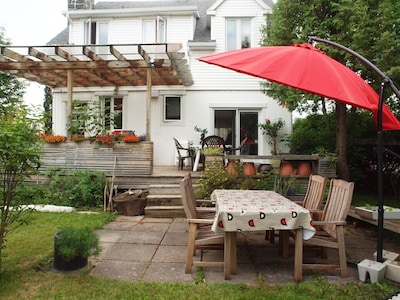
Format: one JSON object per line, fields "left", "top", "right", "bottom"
{"left": 302, "top": 178, "right": 354, "bottom": 278}
{"left": 185, "top": 173, "right": 216, "bottom": 211}
{"left": 180, "top": 176, "right": 224, "bottom": 274}
{"left": 173, "top": 138, "right": 195, "bottom": 170}
{"left": 268, "top": 174, "right": 328, "bottom": 243}
{"left": 295, "top": 174, "right": 327, "bottom": 220}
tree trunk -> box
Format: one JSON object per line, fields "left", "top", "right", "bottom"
{"left": 336, "top": 102, "right": 350, "bottom": 180}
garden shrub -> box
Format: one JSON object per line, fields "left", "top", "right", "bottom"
{"left": 195, "top": 162, "right": 276, "bottom": 199}
{"left": 44, "top": 168, "right": 106, "bottom": 208}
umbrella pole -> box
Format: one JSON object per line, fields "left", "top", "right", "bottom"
{"left": 309, "top": 36, "right": 400, "bottom": 262}
{"left": 376, "top": 82, "right": 386, "bottom": 262}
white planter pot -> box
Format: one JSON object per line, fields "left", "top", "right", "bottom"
{"left": 357, "top": 259, "right": 387, "bottom": 283}
{"left": 384, "top": 259, "right": 400, "bottom": 283}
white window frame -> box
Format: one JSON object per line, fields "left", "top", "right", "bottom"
{"left": 163, "top": 95, "right": 182, "bottom": 122}
{"left": 84, "top": 19, "right": 109, "bottom": 44}
{"left": 103, "top": 96, "right": 123, "bottom": 130}
{"left": 226, "top": 18, "right": 251, "bottom": 51}
{"left": 143, "top": 16, "right": 166, "bottom": 43}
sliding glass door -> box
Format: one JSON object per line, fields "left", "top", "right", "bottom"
{"left": 214, "top": 109, "right": 258, "bottom": 155}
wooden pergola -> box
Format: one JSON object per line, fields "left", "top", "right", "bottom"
{"left": 0, "top": 43, "right": 193, "bottom": 140}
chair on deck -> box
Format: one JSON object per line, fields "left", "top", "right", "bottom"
{"left": 225, "top": 137, "right": 248, "bottom": 155}
{"left": 302, "top": 178, "right": 354, "bottom": 278}
{"left": 173, "top": 138, "right": 195, "bottom": 170}
{"left": 201, "top": 135, "right": 226, "bottom": 168}
{"left": 180, "top": 176, "right": 224, "bottom": 274}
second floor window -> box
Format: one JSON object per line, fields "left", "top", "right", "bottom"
{"left": 143, "top": 17, "right": 166, "bottom": 43}
{"left": 226, "top": 19, "right": 251, "bottom": 51}
{"left": 85, "top": 19, "right": 109, "bottom": 44}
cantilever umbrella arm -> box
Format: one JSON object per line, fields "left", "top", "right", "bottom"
{"left": 309, "top": 36, "right": 400, "bottom": 263}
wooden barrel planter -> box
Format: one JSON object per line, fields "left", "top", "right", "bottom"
{"left": 113, "top": 190, "right": 148, "bottom": 216}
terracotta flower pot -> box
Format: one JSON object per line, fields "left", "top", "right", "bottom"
{"left": 279, "top": 161, "right": 294, "bottom": 176}
{"left": 243, "top": 162, "right": 256, "bottom": 176}
{"left": 226, "top": 161, "right": 239, "bottom": 175}
{"left": 297, "top": 162, "right": 312, "bottom": 176}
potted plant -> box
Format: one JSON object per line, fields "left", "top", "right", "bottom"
{"left": 258, "top": 118, "right": 285, "bottom": 155}
{"left": 54, "top": 226, "right": 101, "bottom": 271}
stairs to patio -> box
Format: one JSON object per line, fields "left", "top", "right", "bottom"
{"left": 114, "top": 167, "right": 201, "bottom": 218}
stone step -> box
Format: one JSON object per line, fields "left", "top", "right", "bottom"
{"left": 144, "top": 206, "right": 185, "bottom": 218}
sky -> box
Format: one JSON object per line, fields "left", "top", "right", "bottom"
{"left": 0, "top": 0, "right": 122, "bottom": 107}
{"left": 0, "top": 0, "right": 68, "bottom": 107}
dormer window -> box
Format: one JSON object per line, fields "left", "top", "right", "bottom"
{"left": 143, "top": 17, "right": 166, "bottom": 43}
{"left": 84, "top": 19, "right": 109, "bottom": 44}
{"left": 226, "top": 19, "right": 251, "bottom": 51}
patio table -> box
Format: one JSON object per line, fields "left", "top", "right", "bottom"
{"left": 211, "top": 189, "right": 316, "bottom": 281}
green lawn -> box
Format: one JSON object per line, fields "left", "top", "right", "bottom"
{"left": 0, "top": 211, "right": 398, "bottom": 299}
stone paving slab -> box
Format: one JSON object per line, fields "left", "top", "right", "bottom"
{"left": 105, "top": 243, "right": 158, "bottom": 262}
{"left": 161, "top": 231, "right": 188, "bottom": 246}
{"left": 152, "top": 245, "right": 187, "bottom": 263}
{"left": 120, "top": 230, "right": 165, "bottom": 244}
{"left": 142, "top": 262, "right": 193, "bottom": 283}
{"left": 91, "top": 260, "right": 148, "bottom": 281}
{"left": 91, "top": 217, "right": 400, "bottom": 285}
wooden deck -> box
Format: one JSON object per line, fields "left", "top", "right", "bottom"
{"left": 348, "top": 206, "right": 400, "bottom": 235}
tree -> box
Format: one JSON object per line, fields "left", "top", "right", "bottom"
{"left": 0, "top": 27, "right": 43, "bottom": 272}
{"left": 260, "top": 0, "right": 400, "bottom": 180}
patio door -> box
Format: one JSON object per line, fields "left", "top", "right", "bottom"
{"left": 214, "top": 110, "right": 258, "bottom": 154}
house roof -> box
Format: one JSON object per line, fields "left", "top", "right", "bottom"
{"left": 0, "top": 43, "right": 193, "bottom": 88}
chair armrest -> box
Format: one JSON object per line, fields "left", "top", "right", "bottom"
{"left": 313, "top": 220, "right": 347, "bottom": 226}
{"left": 293, "top": 201, "right": 304, "bottom": 206}
{"left": 186, "top": 218, "right": 214, "bottom": 225}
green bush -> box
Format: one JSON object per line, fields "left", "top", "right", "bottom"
{"left": 195, "top": 162, "right": 276, "bottom": 199}
{"left": 55, "top": 226, "right": 101, "bottom": 262}
{"left": 44, "top": 168, "right": 106, "bottom": 208}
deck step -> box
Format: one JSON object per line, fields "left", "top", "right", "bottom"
{"left": 146, "top": 194, "right": 182, "bottom": 206}
{"left": 144, "top": 206, "right": 185, "bottom": 218}
{"left": 148, "top": 184, "right": 180, "bottom": 195}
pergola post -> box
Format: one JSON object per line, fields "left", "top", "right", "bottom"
{"left": 146, "top": 67, "right": 152, "bottom": 141}
{"left": 67, "top": 69, "right": 73, "bottom": 140}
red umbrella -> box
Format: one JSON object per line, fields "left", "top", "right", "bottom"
{"left": 198, "top": 43, "right": 400, "bottom": 130}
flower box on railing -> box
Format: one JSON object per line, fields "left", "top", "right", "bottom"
{"left": 42, "top": 141, "right": 153, "bottom": 176}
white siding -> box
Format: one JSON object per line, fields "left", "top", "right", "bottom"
{"left": 53, "top": 1, "right": 291, "bottom": 166}
{"left": 109, "top": 18, "right": 141, "bottom": 44}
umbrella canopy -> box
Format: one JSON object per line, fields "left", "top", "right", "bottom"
{"left": 199, "top": 43, "right": 400, "bottom": 130}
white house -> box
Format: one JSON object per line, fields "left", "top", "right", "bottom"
{"left": 48, "top": 0, "right": 292, "bottom": 166}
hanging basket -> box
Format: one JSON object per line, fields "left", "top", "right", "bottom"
{"left": 113, "top": 189, "right": 148, "bottom": 216}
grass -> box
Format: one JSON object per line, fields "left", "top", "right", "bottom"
{"left": 0, "top": 211, "right": 399, "bottom": 299}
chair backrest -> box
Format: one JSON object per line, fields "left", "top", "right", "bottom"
{"left": 180, "top": 175, "right": 198, "bottom": 219}
{"left": 302, "top": 174, "right": 327, "bottom": 210}
{"left": 202, "top": 135, "right": 226, "bottom": 151}
{"left": 321, "top": 179, "right": 354, "bottom": 238}
{"left": 173, "top": 137, "right": 188, "bottom": 159}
